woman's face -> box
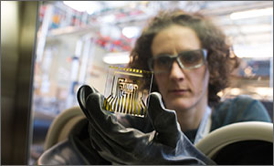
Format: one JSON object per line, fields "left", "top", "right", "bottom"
{"left": 151, "top": 25, "right": 209, "bottom": 112}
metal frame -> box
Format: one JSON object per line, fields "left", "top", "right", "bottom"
{"left": 1, "top": 1, "right": 39, "bottom": 164}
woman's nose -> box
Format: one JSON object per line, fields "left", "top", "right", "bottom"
{"left": 169, "top": 61, "right": 185, "bottom": 81}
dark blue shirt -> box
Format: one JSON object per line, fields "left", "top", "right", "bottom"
{"left": 126, "top": 95, "right": 272, "bottom": 143}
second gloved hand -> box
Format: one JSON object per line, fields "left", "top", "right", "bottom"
{"left": 83, "top": 90, "right": 215, "bottom": 165}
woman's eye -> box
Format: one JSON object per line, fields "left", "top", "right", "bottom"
{"left": 156, "top": 56, "right": 170, "bottom": 66}
{"left": 180, "top": 52, "right": 202, "bottom": 64}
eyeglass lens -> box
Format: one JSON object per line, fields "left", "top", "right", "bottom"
{"left": 150, "top": 49, "right": 206, "bottom": 73}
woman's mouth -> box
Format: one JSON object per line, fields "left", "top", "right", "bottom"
{"left": 168, "top": 89, "right": 190, "bottom": 95}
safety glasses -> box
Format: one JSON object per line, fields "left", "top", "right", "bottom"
{"left": 148, "top": 49, "right": 208, "bottom": 73}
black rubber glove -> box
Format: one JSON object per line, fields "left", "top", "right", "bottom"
{"left": 77, "top": 85, "right": 98, "bottom": 119}
{"left": 77, "top": 85, "right": 215, "bottom": 165}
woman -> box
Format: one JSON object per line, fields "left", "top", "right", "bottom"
{"left": 124, "top": 9, "right": 272, "bottom": 143}
{"left": 39, "top": 9, "right": 271, "bottom": 165}
{"left": 77, "top": 9, "right": 271, "bottom": 164}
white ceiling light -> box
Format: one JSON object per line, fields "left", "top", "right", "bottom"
{"left": 103, "top": 52, "right": 130, "bottom": 64}
{"left": 233, "top": 44, "right": 273, "bottom": 58}
{"left": 63, "top": 1, "right": 101, "bottom": 14}
{"left": 122, "top": 26, "right": 141, "bottom": 38}
{"left": 103, "top": 1, "right": 130, "bottom": 8}
{"left": 230, "top": 7, "right": 273, "bottom": 20}
{"left": 100, "top": 14, "right": 116, "bottom": 23}
{"left": 100, "top": 25, "right": 121, "bottom": 40}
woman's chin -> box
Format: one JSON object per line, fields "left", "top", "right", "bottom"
{"left": 166, "top": 98, "right": 195, "bottom": 111}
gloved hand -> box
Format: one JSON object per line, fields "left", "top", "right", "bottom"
{"left": 77, "top": 85, "right": 215, "bottom": 165}
{"left": 77, "top": 85, "right": 138, "bottom": 128}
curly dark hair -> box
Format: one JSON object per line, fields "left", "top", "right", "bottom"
{"left": 127, "top": 9, "right": 239, "bottom": 106}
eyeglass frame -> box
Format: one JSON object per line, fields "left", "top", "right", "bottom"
{"left": 148, "top": 49, "right": 208, "bottom": 74}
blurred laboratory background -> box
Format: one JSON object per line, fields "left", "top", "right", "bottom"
{"left": 2, "top": 1, "right": 273, "bottom": 164}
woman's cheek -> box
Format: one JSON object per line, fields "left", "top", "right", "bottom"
{"left": 155, "top": 75, "right": 167, "bottom": 93}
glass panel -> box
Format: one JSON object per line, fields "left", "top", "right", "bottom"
{"left": 29, "top": 1, "right": 273, "bottom": 164}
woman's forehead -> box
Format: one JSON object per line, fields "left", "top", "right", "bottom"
{"left": 151, "top": 25, "right": 201, "bottom": 56}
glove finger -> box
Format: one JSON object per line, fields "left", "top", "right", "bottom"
{"left": 90, "top": 120, "right": 154, "bottom": 165}
{"left": 85, "top": 92, "right": 119, "bottom": 130}
{"left": 77, "top": 85, "right": 98, "bottom": 119}
{"left": 89, "top": 124, "right": 129, "bottom": 164}
{"left": 86, "top": 93, "right": 150, "bottom": 152}
{"left": 148, "top": 92, "right": 181, "bottom": 148}
{"left": 86, "top": 107, "right": 134, "bottom": 164}
{"left": 88, "top": 123, "right": 102, "bottom": 152}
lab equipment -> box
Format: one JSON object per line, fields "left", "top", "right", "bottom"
{"left": 103, "top": 66, "right": 153, "bottom": 117}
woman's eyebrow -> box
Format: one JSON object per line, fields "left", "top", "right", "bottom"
{"left": 155, "top": 49, "right": 196, "bottom": 57}
{"left": 155, "top": 53, "right": 172, "bottom": 56}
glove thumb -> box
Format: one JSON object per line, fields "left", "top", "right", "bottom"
{"left": 148, "top": 92, "right": 181, "bottom": 148}
{"left": 77, "top": 85, "right": 98, "bottom": 119}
